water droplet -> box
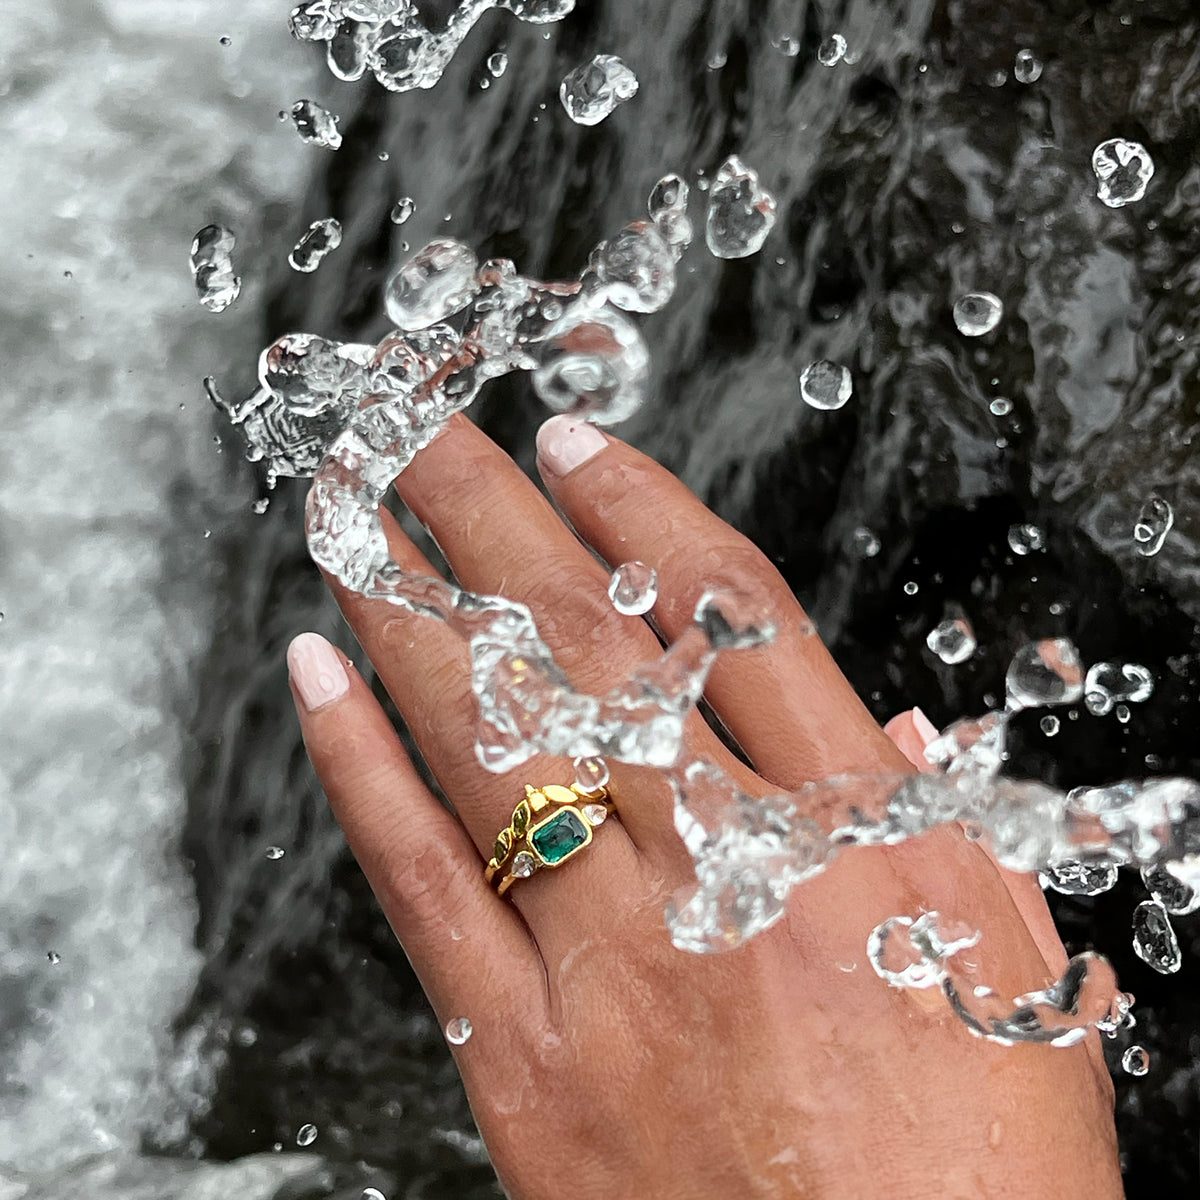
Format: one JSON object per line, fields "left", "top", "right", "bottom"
{"left": 1141, "top": 862, "right": 1200, "bottom": 916}
{"left": 290, "top": 99, "right": 342, "bottom": 149}
{"left": 989, "top": 396, "right": 1013, "bottom": 416}
{"left": 1013, "top": 48, "right": 1042, "bottom": 83}
{"left": 925, "top": 615, "right": 977, "bottom": 665}
{"left": 189, "top": 225, "right": 242, "bottom": 313}
{"left": 289, "top": 218, "right": 343, "bottom": 273}
{"left": 608, "top": 561, "right": 658, "bottom": 615}
{"left": 1092, "top": 139, "right": 1155, "bottom": 208}
{"left": 390, "top": 196, "right": 415, "bottom": 225}
{"left": 487, "top": 51, "right": 508, "bottom": 78}
{"left": 219, "top": 35, "right": 232, "bottom": 46}
{"left": 445, "top": 1017, "right": 473, "bottom": 1045}
{"left": 1043, "top": 859, "right": 1119, "bottom": 896}
{"left": 573, "top": 755, "right": 610, "bottom": 793}
{"left": 1122, "top": 1045, "right": 1150, "bottom": 1076}
{"left": 363, "top": 1189, "right": 388, "bottom": 1200}
{"left": 594, "top": 222, "right": 676, "bottom": 313}
{"left": 252, "top": 498, "right": 270, "bottom": 515}
{"left": 773, "top": 34, "right": 800, "bottom": 57}
{"left": 1040, "top": 715, "right": 1060, "bottom": 736}
{"left": 817, "top": 34, "right": 847, "bottom": 66}
{"left": 903, "top": 581, "right": 919, "bottom": 596}
{"left": 1133, "top": 495, "right": 1172, "bottom": 557}
{"left": 799, "top": 360, "right": 853, "bottom": 410}
{"left": 1132, "top": 900, "right": 1180, "bottom": 973}
{"left": 705, "top": 155, "right": 777, "bottom": 259}
{"left": 385, "top": 239, "right": 479, "bottom": 330}
{"left": 852, "top": 526, "right": 880, "bottom": 558}
{"left": 1008, "top": 523, "right": 1044, "bottom": 555}
{"left": 296, "top": 1123, "right": 318, "bottom": 1147}
{"left": 953, "top": 292, "right": 1003, "bottom": 337}
{"left": 47, "top": 951, "right": 61, "bottom": 965}
{"left": 266, "top": 846, "right": 285, "bottom": 860}
{"left": 1005, "top": 638, "right": 1085, "bottom": 709}
{"left": 707, "top": 49, "right": 728, "bottom": 69}
{"left": 234, "top": 1025, "right": 258, "bottom": 1047}
{"left": 1115, "top": 703, "right": 1131, "bottom": 723}
{"left": 559, "top": 55, "right": 638, "bottom": 125}
{"left": 1084, "top": 662, "right": 1154, "bottom": 716}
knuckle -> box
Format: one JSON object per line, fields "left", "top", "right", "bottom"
{"left": 661, "top": 529, "right": 797, "bottom": 626}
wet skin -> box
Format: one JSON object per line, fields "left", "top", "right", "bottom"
{"left": 287, "top": 413, "right": 1123, "bottom": 1200}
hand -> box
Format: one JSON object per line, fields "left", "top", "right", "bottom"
{"left": 286, "top": 414, "right": 1122, "bottom": 1200}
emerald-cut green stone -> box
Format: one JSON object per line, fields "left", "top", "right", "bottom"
{"left": 529, "top": 809, "right": 589, "bottom": 865}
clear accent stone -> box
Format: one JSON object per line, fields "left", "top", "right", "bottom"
{"left": 582, "top": 803, "right": 608, "bottom": 827}
{"left": 511, "top": 851, "right": 536, "bottom": 878}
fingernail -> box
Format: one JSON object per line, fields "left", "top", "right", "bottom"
{"left": 287, "top": 632, "right": 349, "bottom": 712}
{"left": 536, "top": 415, "right": 608, "bottom": 478}
{"left": 912, "top": 706, "right": 939, "bottom": 746}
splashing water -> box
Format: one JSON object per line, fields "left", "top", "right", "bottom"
{"left": 869, "top": 912, "right": 1126, "bottom": 1047}
{"left": 189, "top": 225, "right": 242, "bottom": 313}
{"left": 953, "top": 292, "right": 1003, "bottom": 337}
{"left": 1133, "top": 494, "right": 1173, "bottom": 557}
{"left": 559, "top": 54, "right": 639, "bottom": 125}
{"left": 798, "top": 360, "right": 853, "bottom": 411}
{"left": 289, "top": 217, "right": 343, "bottom": 272}
{"left": 1141, "top": 861, "right": 1199, "bottom": 916}
{"left": 705, "top": 155, "right": 777, "bottom": 260}
{"left": 290, "top": 99, "right": 342, "bottom": 148}
{"left": 291, "top": 0, "right": 576, "bottom": 93}
{"left": 608, "top": 562, "right": 658, "bottom": 616}
{"left": 1092, "top": 138, "right": 1155, "bottom": 208}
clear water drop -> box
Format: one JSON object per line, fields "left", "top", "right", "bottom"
{"left": 1084, "top": 662, "right": 1154, "bottom": 716}
{"left": 1008, "top": 523, "right": 1044, "bottom": 555}
{"left": 47, "top": 951, "right": 61, "bottom": 965}
{"left": 1122, "top": 1045, "right": 1150, "bottom": 1076}
{"left": 608, "top": 562, "right": 658, "bottom": 615}
{"left": 296, "top": 1123, "right": 318, "bottom": 1147}
{"left": 189, "top": 225, "right": 241, "bottom": 313}
{"left": 1043, "top": 859, "right": 1119, "bottom": 896}
{"left": 290, "top": 99, "right": 342, "bottom": 149}
{"left": 559, "top": 55, "right": 639, "bottom": 125}
{"left": 903, "top": 581, "right": 919, "bottom": 596}
{"left": 1040, "top": 715, "right": 1060, "bottom": 736}
{"left": 266, "top": 846, "right": 285, "bottom": 860}
{"left": 1132, "top": 900, "right": 1180, "bottom": 974}
{"left": 445, "top": 1017, "right": 473, "bottom": 1045}
{"left": 289, "top": 218, "right": 343, "bottom": 273}
{"left": 487, "top": 51, "right": 508, "bottom": 77}
{"left": 818, "top": 34, "right": 846, "bottom": 66}
{"left": 1141, "top": 862, "right": 1199, "bottom": 916}
{"left": 390, "top": 196, "right": 415, "bottom": 225}
{"left": 989, "top": 396, "right": 1013, "bottom": 416}
{"left": 1005, "top": 638, "right": 1085, "bottom": 709}
{"left": 799, "top": 360, "right": 853, "bottom": 410}
{"left": 953, "top": 292, "right": 1003, "bottom": 337}
{"left": 852, "top": 526, "right": 881, "bottom": 558}
{"left": 1133, "top": 495, "right": 1173, "bottom": 557}
{"left": 384, "top": 239, "right": 479, "bottom": 330}
{"left": 705, "top": 155, "right": 777, "bottom": 259}
{"left": 926, "top": 616, "right": 977, "bottom": 665}
{"left": 1092, "top": 139, "right": 1155, "bottom": 208}
{"left": 1014, "top": 49, "right": 1042, "bottom": 83}
{"left": 573, "top": 755, "right": 610, "bottom": 793}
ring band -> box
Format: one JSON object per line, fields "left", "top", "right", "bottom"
{"left": 485, "top": 782, "right": 615, "bottom": 896}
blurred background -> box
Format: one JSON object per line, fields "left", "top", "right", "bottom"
{"left": 1, "top": 0, "right": 1198, "bottom": 1196}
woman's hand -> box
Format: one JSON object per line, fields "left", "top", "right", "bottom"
{"left": 286, "top": 414, "right": 1122, "bottom": 1200}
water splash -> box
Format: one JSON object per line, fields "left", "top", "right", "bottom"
{"left": 869, "top": 913, "right": 1125, "bottom": 1047}
{"left": 925, "top": 613, "right": 976, "bottom": 665}
{"left": 705, "top": 155, "right": 777, "bottom": 260}
{"left": 1092, "top": 138, "right": 1155, "bottom": 208}
{"left": 291, "top": 0, "right": 576, "bottom": 93}
{"left": 1084, "top": 662, "right": 1154, "bottom": 717}
{"left": 1131, "top": 900, "right": 1181, "bottom": 974}
{"left": 189, "top": 225, "right": 242, "bottom": 313}
{"left": 1005, "top": 638, "right": 1084, "bottom": 710}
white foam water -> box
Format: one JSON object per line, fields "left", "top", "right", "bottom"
{"left": 0, "top": 0, "right": 327, "bottom": 1189}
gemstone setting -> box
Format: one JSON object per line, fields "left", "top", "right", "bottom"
{"left": 528, "top": 808, "right": 592, "bottom": 866}
{"left": 511, "top": 851, "right": 536, "bottom": 878}
{"left": 582, "top": 803, "right": 608, "bottom": 827}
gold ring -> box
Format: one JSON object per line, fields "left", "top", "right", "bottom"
{"left": 485, "top": 782, "right": 616, "bottom": 897}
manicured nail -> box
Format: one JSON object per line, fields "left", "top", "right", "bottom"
{"left": 912, "top": 706, "right": 939, "bottom": 746}
{"left": 536, "top": 415, "right": 608, "bottom": 478}
{"left": 287, "top": 632, "right": 349, "bottom": 712}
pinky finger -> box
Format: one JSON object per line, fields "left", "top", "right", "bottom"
{"left": 286, "top": 632, "right": 549, "bottom": 1030}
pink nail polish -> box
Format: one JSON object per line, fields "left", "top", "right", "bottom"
{"left": 287, "top": 632, "right": 349, "bottom": 712}
{"left": 536, "top": 414, "right": 608, "bottom": 477}
{"left": 911, "top": 706, "right": 939, "bottom": 746}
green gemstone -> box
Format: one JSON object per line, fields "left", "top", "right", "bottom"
{"left": 529, "top": 809, "right": 590, "bottom": 865}
{"left": 512, "top": 800, "right": 530, "bottom": 838}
